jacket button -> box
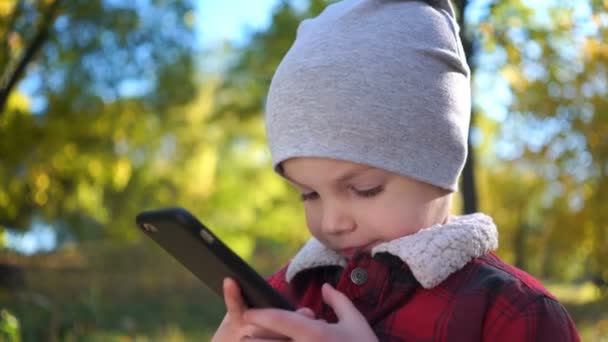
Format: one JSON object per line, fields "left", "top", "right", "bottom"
{"left": 350, "top": 267, "right": 368, "bottom": 285}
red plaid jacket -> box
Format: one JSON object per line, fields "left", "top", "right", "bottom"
{"left": 268, "top": 251, "right": 580, "bottom": 341}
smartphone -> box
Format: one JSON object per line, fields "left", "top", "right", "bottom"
{"left": 135, "top": 207, "right": 294, "bottom": 310}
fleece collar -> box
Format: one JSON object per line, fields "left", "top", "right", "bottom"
{"left": 285, "top": 213, "right": 498, "bottom": 289}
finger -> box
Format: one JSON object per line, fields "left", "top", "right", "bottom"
{"left": 321, "top": 283, "right": 367, "bottom": 323}
{"left": 241, "top": 324, "right": 291, "bottom": 340}
{"left": 241, "top": 337, "right": 290, "bottom": 342}
{"left": 296, "top": 307, "right": 315, "bottom": 319}
{"left": 244, "top": 308, "right": 317, "bottom": 339}
{"left": 224, "top": 278, "right": 248, "bottom": 317}
{"left": 244, "top": 308, "right": 322, "bottom": 338}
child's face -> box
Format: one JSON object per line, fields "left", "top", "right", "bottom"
{"left": 282, "top": 157, "right": 450, "bottom": 259}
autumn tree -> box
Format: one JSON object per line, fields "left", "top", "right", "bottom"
{"left": 0, "top": 0, "right": 197, "bottom": 240}
{"left": 472, "top": 0, "right": 608, "bottom": 287}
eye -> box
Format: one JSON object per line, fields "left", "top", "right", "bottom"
{"left": 300, "top": 191, "right": 319, "bottom": 201}
{"left": 352, "top": 185, "right": 384, "bottom": 198}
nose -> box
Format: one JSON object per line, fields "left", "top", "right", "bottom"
{"left": 321, "top": 200, "right": 356, "bottom": 235}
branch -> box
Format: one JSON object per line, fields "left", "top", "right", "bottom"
{"left": 0, "top": 0, "right": 61, "bottom": 116}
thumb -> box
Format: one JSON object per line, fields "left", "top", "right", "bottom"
{"left": 321, "top": 283, "right": 366, "bottom": 323}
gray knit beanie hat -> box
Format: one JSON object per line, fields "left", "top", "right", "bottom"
{"left": 265, "top": 0, "right": 471, "bottom": 191}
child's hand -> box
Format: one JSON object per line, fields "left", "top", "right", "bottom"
{"left": 242, "top": 283, "right": 378, "bottom": 342}
{"left": 211, "top": 278, "right": 315, "bottom": 341}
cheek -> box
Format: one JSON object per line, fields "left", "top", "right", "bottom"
{"left": 365, "top": 198, "right": 432, "bottom": 237}
{"left": 302, "top": 204, "right": 322, "bottom": 235}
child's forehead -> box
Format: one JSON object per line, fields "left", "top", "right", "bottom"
{"left": 283, "top": 157, "right": 372, "bottom": 171}
{"left": 280, "top": 157, "right": 444, "bottom": 194}
{"left": 281, "top": 157, "right": 386, "bottom": 182}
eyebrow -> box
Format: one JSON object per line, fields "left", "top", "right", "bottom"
{"left": 334, "top": 167, "right": 374, "bottom": 183}
{"left": 283, "top": 165, "right": 374, "bottom": 189}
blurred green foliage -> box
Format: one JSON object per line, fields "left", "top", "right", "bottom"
{"left": 471, "top": 0, "right": 608, "bottom": 287}
{"left": 0, "top": 0, "right": 607, "bottom": 340}
{"left": 0, "top": 0, "right": 313, "bottom": 260}
{"left": 0, "top": 308, "right": 20, "bottom": 342}
{"left": 0, "top": 0, "right": 198, "bottom": 240}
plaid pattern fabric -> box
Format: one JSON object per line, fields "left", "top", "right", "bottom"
{"left": 267, "top": 252, "right": 580, "bottom": 341}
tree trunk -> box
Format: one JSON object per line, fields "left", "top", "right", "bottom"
{"left": 454, "top": 0, "right": 479, "bottom": 214}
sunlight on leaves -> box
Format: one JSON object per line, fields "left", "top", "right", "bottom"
{"left": 547, "top": 282, "right": 602, "bottom": 305}
{"left": 113, "top": 158, "right": 132, "bottom": 191}
{"left": 0, "top": 1, "right": 16, "bottom": 18}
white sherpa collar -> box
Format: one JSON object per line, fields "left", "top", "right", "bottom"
{"left": 285, "top": 213, "right": 498, "bottom": 289}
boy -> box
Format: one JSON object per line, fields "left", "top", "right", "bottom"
{"left": 212, "top": 0, "right": 580, "bottom": 340}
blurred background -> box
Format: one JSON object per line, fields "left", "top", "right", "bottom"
{"left": 0, "top": 0, "right": 607, "bottom": 340}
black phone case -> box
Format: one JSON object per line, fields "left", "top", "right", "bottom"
{"left": 135, "top": 207, "right": 294, "bottom": 310}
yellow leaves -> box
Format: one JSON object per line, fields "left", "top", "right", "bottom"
{"left": 183, "top": 80, "right": 218, "bottom": 125}
{"left": 87, "top": 157, "right": 133, "bottom": 191}
{"left": 113, "top": 129, "right": 126, "bottom": 144}
{"left": 87, "top": 159, "right": 103, "bottom": 178}
{"left": 51, "top": 154, "right": 63, "bottom": 171}
{"left": 501, "top": 64, "right": 529, "bottom": 92}
{"left": 34, "top": 172, "right": 50, "bottom": 205}
{"left": 552, "top": 7, "right": 574, "bottom": 31}
{"left": 34, "top": 191, "right": 48, "bottom": 206}
{"left": 478, "top": 22, "right": 497, "bottom": 52}
{"left": 183, "top": 146, "right": 217, "bottom": 198}
{"left": 475, "top": 114, "right": 501, "bottom": 159}
{"left": 479, "top": 22, "right": 494, "bottom": 37}
{"left": 64, "top": 143, "right": 77, "bottom": 159}
{"left": 113, "top": 158, "right": 132, "bottom": 191}
{"left": 76, "top": 181, "right": 108, "bottom": 223}
{"left": 52, "top": 144, "right": 78, "bottom": 172}
{"left": 504, "top": 44, "right": 521, "bottom": 63}
{"left": 546, "top": 282, "right": 602, "bottom": 305}
{"left": 582, "top": 183, "right": 596, "bottom": 202}
{"left": 223, "top": 235, "right": 255, "bottom": 261}
{"left": 506, "top": 16, "right": 523, "bottom": 28}
{"left": 583, "top": 37, "right": 608, "bottom": 61}
{"left": 32, "top": 170, "right": 50, "bottom": 206}
{"left": 6, "top": 91, "right": 30, "bottom": 113}
{"left": 588, "top": 130, "right": 602, "bottom": 148}
{"left": 0, "top": 1, "right": 16, "bottom": 18}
